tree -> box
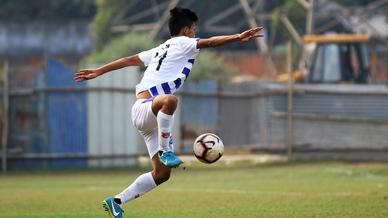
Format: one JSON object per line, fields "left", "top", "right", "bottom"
{"left": 91, "top": 0, "right": 128, "bottom": 51}
{"left": 86, "top": 0, "right": 235, "bottom": 81}
{"left": 269, "top": 1, "right": 306, "bottom": 70}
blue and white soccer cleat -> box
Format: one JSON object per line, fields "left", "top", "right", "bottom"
{"left": 159, "top": 150, "right": 183, "bottom": 168}
{"left": 102, "top": 197, "right": 124, "bottom": 218}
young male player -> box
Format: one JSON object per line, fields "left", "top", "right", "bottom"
{"left": 75, "top": 7, "right": 262, "bottom": 218}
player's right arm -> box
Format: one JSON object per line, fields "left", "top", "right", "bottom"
{"left": 74, "top": 54, "right": 143, "bottom": 82}
{"left": 197, "top": 27, "right": 263, "bottom": 49}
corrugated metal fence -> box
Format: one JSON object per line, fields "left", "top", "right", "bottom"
{"left": 179, "top": 81, "right": 388, "bottom": 161}
{"left": 2, "top": 59, "right": 388, "bottom": 170}
{"left": 2, "top": 59, "right": 147, "bottom": 170}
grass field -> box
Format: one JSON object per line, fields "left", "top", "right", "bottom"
{"left": 1, "top": 160, "right": 388, "bottom": 218}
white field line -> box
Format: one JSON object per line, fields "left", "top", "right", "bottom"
{"left": 164, "top": 187, "right": 363, "bottom": 197}
{"left": 324, "top": 168, "right": 388, "bottom": 180}
{"left": 324, "top": 168, "right": 354, "bottom": 176}
{"left": 87, "top": 186, "right": 369, "bottom": 196}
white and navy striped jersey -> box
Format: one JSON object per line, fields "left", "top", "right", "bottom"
{"left": 136, "top": 36, "right": 200, "bottom": 96}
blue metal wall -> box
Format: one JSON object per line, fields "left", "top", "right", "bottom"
{"left": 47, "top": 59, "right": 87, "bottom": 168}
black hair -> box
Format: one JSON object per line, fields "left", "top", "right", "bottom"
{"left": 168, "top": 7, "right": 198, "bottom": 36}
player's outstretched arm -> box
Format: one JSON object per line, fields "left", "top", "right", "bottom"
{"left": 74, "top": 54, "right": 143, "bottom": 82}
{"left": 197, "top": 27, "right": 263, "bottom": 49}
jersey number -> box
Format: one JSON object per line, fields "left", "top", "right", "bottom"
{"left": 156, "top": 51, "right": 167, "bottom": 71}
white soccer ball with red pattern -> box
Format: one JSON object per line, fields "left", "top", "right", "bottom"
{"left": 193, "top": 133, "right": 224, "bottom": 164}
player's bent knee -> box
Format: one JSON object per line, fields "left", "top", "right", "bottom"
{"left": 163, "top": 95, "right": 178, "bottom": 107}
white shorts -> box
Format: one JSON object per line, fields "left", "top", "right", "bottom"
{"left": 131, "top": 98, "right": 174, "bottom": 159}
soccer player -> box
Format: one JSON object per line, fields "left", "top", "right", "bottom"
{"left": 75, "top": 7, "right": 262, "bottom": 218}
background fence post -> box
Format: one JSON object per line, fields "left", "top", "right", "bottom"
{"left": 2, "top": 61, "right": 9, "bottom": 172}
{"left": 286, "top": 41, "right": 294, "bottom": 161}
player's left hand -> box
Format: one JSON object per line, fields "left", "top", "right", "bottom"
{"left": 74, "top": 69, "right": 102, "bottom": 82}
{"left": 239, "top": 27, "right": 263, "bottom": 42}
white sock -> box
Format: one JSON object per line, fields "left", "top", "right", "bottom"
{"left": 115, "top": 172, "right": 157, "bottom": 205}
{"left": 157, "top": 111, "right": 174, "bottom": 151}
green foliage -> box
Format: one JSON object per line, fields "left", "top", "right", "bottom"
{"left": 190, "top": 51, "right": 236, "bottom": 81}
{"left": 84, "top": 31, "right": 160, "bottom": 65}
{"left": 86, "top": 0, "right": 236, "bottom": 81}
{"left": 270, "top": 0, "right": 305, "bottom": 46}
{"left": 91, "top": 0, "right": 128, "bottom": 50}
{"left": 270, "top": 0, "right": 307, "bottom": 70}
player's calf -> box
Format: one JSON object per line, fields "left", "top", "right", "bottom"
{"left": 152, "top": 168, "right": 171, "bottom": 184}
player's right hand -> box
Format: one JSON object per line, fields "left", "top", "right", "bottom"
{"left": 74, "top": 69, "right": 101, "bottom": 82}
{"left": 239, "top": 27, "right": 263, "bottom": 42}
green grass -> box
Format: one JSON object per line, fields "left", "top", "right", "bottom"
{"left": 1, "top": 161, "right": 388, "bottom": 218}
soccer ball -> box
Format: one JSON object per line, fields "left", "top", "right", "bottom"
{"left": 193, "top": 133, "right": 224, "bottom": 164}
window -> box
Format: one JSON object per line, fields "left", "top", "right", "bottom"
{"left": 323, "top": 44, "right": 341, "bottom": 82}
